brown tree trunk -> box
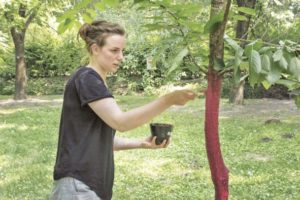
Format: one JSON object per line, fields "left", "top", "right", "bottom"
{"left": 230, "top": 80, "right": 245, "bottom": 104}
{"left": 230, "top": 0, "right": 257, "bottom": 104}
{"left": 8, "top": 3, "right": 36, "bottom": 100}
{"left": 11, "top": 28, "right": 27, "bottom": 100}
{"left": 236, "top": 0, "right": 257, "bottom": 45}
{"left": 205, "top": 0, "right": 231, "bottom": 199}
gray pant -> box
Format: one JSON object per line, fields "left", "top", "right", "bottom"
{"left": 50, "top": 177, "right": 101, "bottom": 200}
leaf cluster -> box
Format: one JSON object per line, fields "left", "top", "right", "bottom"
{"left": 56, "top": 0, "right": 120, "bottom": 34}
{"left": 133, "top": 0, "right": 210, "bottom": 76}
{"left": 225, "top": 36, "right": 300, "bottom": 107}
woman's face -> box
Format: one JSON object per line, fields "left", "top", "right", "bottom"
{"left": 92, "top": 34, "right": 126, "bottom": 73}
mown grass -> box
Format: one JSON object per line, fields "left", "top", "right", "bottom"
{"left": 0, "top": 95, "right": 299, "bottom": 200}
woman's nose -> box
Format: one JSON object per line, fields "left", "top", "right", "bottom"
{"left": 117, "top": 52, "right": 124, "bottom": 61}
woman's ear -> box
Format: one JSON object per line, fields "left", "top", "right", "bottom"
{"left": 90, "top": 43, "right": 100, "bottom": 55}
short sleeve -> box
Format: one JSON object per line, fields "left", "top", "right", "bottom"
{"left": 75, "top": 70, "right": 113, "bottom": 107}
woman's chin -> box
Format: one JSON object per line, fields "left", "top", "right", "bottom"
{"left": 109, "top": 69, "right": 117, "bottom": 74}
{"left": 112, "top": 66, "right": 119, "bottom": 72}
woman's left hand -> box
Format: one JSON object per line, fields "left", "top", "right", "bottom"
{"left": 141, "top": 136, "right": 170, "bottom": 149}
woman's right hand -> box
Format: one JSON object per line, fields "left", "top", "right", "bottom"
{"left": 164, "top": 90, "right": 197, "bottom": 106}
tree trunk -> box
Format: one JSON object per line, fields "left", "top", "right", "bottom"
{"left": 11, "top": 28, "right": 27, "bottom": 100}
{"left": 230, "top": 80, "right": 245, "bottom": 105}
{"left": 205, "top": 0, "right": 231, "bottom": 199}
{"left": 205, "top": 72, "right": 229, "bottom": 200}
{"left": 8, "top": 3, "right": 36, "bottom": 100}
{"left": 230, "top": 0, "right": 257, "bottom": 104}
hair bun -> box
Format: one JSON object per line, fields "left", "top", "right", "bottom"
{"left": 78, "top": 23, "right": 92, "bottom": 42}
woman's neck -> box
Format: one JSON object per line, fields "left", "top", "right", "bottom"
{"left": 87, "top": 62, "right": 107, "bottom": 83}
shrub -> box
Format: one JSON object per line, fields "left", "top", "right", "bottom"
{"left": 25, "top": 29, "right": 84, "bottom": 78}
{"left": 221, "top": 77, "right": 290, "bottom": 100}
{"left": 27, "top": 77, "right": 66, "bottom": 96}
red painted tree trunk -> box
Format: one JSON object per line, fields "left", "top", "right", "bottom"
{"left": 205, "top": 71, "right": 229, "bottom": 200}
{"left": 205, "top": 0, "right": 231, "bottom": 199}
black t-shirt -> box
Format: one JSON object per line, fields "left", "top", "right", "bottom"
{"left": 53, "top": 66, "right": 115, "bottom": 200}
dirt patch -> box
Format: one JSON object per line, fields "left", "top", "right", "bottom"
{"left": 170, "top": 98, "right": 300, "bottom": 118}
{"left": 220, "top": 98, "right": 299, "bottom": 118}
{"left": 0, "top": 98, "right": 63, "bottom": 107}
{"left": 0, "top": 98, "right": 299, "bottom": 118}
{"left": 244, "top": 152, "right": 273, "bottom": 162}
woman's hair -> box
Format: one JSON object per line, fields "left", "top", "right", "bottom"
{"left": 78, "top": 20, "right": 125, "bottom": 54}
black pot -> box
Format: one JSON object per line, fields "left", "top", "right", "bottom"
{"left": 150, "top": 123, "right": 173, "bottom": 145}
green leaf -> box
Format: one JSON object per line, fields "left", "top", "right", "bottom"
{"left": 204, "top": 11, "right": 224, "bottom": 34}
{"left": 249, "top": 68, "right": 259, "bottom": 87}
{"left": 167, "top": 47, "right": 189, "bottom": 75}
{"left": 262, "top": 80, "right": 271, "bottom": 90}
{"left": 57, "top": 10, "right": 76, "bottom": 23}
{"left": 171, "top": 3, "right": 201, "bottom": 17}
{"left": 232, "top": 14, "right": 248, "bottom": 21}
{"left": 261, "top": 54, "right": 271, "bottom": 72}
{"left": 259, "top": 46, "right": 273, "bottom": 54}
{"left": 57, "top": 18, "right": 73, "bottom": 34}
{"left": 233, "top": 68, "right": 241, "bottom": 84}
{"left": 224, "top": 34, "right": 244, "bottom": 75}
{"left": 249, "top": 50, "right": 261, "bottom": 73}
{"left": 279, "top": 56, "right": 288, "bottom": 70}
{"left": 289, "top": 57, "right": 300, "bottom": 81}
{"left": 249, "top": 62, "right": 264, "bottom": 87}
{"left": 276, "top": 79, "right": 297, "bottom": 89}
{"left": 185, "top": 22, "right": 203, "bottom": 33}
{"left": 234, "top": 48, "right": 244, "bottom": 74}
{"left": 240, "top": 61, "right": 249, "bottom": 71}
{"left": 237, "top": 7, "right": 256, "bottom": 16}
{"left": 266, "top": 64, "right": 282, "bottom": 84}
{"left": 244, "top": 40, "right": 263, "bottom": 57}
{"left": 273, "top": 49, "right": 283, "bottom": 62}
{"left": 224, "top": 34, "right": 240, "bottom": 51}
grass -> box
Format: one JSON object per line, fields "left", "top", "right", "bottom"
{"left": 0, "top": 95, "right": 13, "bottom": 100}
{"left": 0, "top": 95, "right": 299, "bottom": 200}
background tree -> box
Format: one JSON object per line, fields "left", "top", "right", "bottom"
{"left": 228, "top": 0, "right": 300, "bottom": 104}
{"left": 229, "top": 0, "right": 257, "bottom": 105}
{"left": 0, "top": 0, "right": 62, "bottom": 99}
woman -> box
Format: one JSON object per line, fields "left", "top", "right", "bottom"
{"left": 51, "top": 20, "right": 196, "bottom": 200}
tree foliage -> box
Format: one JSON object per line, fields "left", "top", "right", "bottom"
{"left": 1, "top": 0, "right": 299, "bottom": 104}
{"left": 0, "top": 0, "right": 67, "bottom": 99}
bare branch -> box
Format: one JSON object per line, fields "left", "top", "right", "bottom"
{"left": 24, "top": 12, "right": 36, "bottom": 32}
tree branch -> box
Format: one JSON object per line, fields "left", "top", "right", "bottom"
{"left": 159, "top": 3, "right": 209, "bottom": 74}
{"left": 218, "top": 67, "right": 233, "bottom": 76}
{"left": 222, "top": 0, "right": 232, "bottom": 28}
{"left": 23, "top": 12, "right": 36, "bottom": 33}
{"left": 235, "top": 37, "right": 278, "bottom": 47}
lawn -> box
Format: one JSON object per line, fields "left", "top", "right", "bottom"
{"left": 0, "top": 95, "right": 299, "bottom": 200}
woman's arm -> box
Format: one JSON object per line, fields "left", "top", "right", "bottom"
{"left": 88, "top": 90, "right": 196, "bottom": 132}
{"left": 113, "top": 136, "right": 169, "bottom": 151}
